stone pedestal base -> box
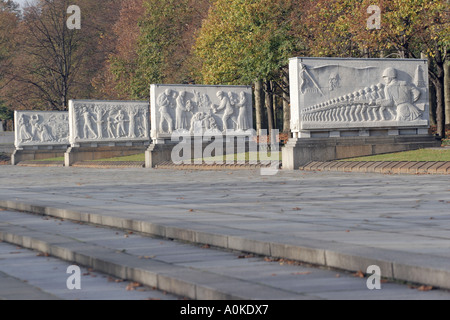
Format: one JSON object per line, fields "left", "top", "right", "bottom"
{"left": 0, "top": 132, "right": 14, "bottom": 154}
{"left": 65, "top": 143, "right": 148, "bottom": 167}
{"left": 11, "top": 146, "right": 68, "bottom": 165}
{"left": 282, "top": 135, "right": 441, "bottom": 170}
{"left": 145, "top": 143, "right": 175, "bottom": 168}
{"left": 145, "top": 137, "right": 257, "bottom": 168}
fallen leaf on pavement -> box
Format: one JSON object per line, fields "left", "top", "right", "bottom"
{"left": 417, "top": 285, "right": 433, "bottom": 292}
{"left": 354, "top": 270, "right": 365, "bottom": 278}
{"left": 126, "top": 282, "right": 142, "bottom": 291}
{"left": 36, "top": 252, "right": 49, "bottom": 257}
{"left": 238, "top": 254, "right": 254, "bottom": 259}
{"left": 264, "top": 257, "right": 278, "bottom": 262}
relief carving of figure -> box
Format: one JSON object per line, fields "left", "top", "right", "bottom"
{"left": 46, "top": 115, "right": 69, "bottom": 142}
{"left": 29, "top": 115, "right": 39, "bottom": 139}
{"left": 30, "top": 115, "right": 54, "bottom": 141}
{"left": 106, "top": 110, "right": 115, "bottom": 138}
{"left": 189, "top": 111, "right": 220, "bottom": 134}
{"left": 36, "top": 123, "right": 53, "bottom": 141}
{"left": 235, "top": 91, "right": 250, "bottom": 131}
{"left": 175, "top": 91, "right": 191, "bottom": 131}
{"left": 81, "top": 107, "right": 97, "bottom": 139}
{"left": 213, "top": 91, "right": 236, "bottom": 131}
{"left": 193, "top": 90, "right": 211, "bottom": 112}
{"left": 136, "top": 108, "right": 149, "bottom": 137}
{"left": 377, "top": 67, "right": 422, "bottom": 121}
{"left": 115, "top": 109, "right": 128, "bottom": 137}
{"left": 18, "top": 116, "right": 32, "bottom": 142}
{"left": 128, "top": 108, "right": 138, "bottom": 138}
{"left": 329, "top": 72, "right": 340, "bottom": 91}
{"left": 190, "top": 112, "right": 205, "bottom": 134}
{"left": 207, "top": 116, "right": 219, "bottom": 131}
{"left": 157, "top": 89, "right": 174, "bottom": 133}
{"left": 94, "top": 107, "right": 104, "bottom": 139}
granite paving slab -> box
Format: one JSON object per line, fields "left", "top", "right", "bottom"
{"left": 0, "top": 166, "right": 449, "bottom": 293}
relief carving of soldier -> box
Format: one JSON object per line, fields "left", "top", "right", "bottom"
{"left": 377, "top": 67, "right": 422, "bottom": 121}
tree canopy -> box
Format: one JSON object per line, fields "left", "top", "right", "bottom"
{"left": 193, "top": 0, "right": 303, "bottom": 85}
{"left": 0, "top": 0, "right": 448, "bottom": 136}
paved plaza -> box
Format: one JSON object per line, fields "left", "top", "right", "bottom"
{"left": 0, "top": 165, "right": 449, "bottom": 299}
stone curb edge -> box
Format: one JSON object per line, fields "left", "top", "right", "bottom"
{"left": 1, "top": 200, "right": 449, "bottom": 291}
{"left": 300, "top": 161, "right": 450, "bottom": 175}
{"left": 0, "top": 227, "right": 248, "bottom": 300}
{"left": 13, "top": 161, "right": 273, "bottom": 170}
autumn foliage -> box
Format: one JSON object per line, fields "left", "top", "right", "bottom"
{"left": 0, "top": 0, "right": 448, "bottom": 137}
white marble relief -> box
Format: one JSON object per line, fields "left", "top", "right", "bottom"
{"left": 69, "top": 100, "right": 150, "bottom": 145}
{"left": 14, "top": 111, "right": 69, "bottom": 148}
{"left": 150, "top": 84, "right": 253, "bottom": 142}
{"left": 289, "top": 57, "right": 430, "bottom": 133}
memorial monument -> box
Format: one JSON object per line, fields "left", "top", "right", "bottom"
{"left": 283, "top": 57, "right": 441, "bottom": 170}
{"left": 65, "top": 99, "right": 150, "bottom": 166}
{"left": 146, "top": 84, "right": 253, "bottom": 168}
{"left": 11, "top": 111, "right": 69, "bottom": 165}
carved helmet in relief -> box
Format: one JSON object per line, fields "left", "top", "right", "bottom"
{"left": 382, "top": 67, "right": 397, "bottom": 79}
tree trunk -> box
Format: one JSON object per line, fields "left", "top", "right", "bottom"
{"left": 429, "top": 83, "right": 437, "bottom": 127}
{"left": 271, "top": 81, "right": 277, "bottom": 130}
{"left": 434, "top": 78, "right": 445, "bottom": 138}
{"left": 432, "top": 49, "right": 445, "bottom": 138}
{"left": 254, "top": 79, "right": 264, "bottom": 135}
{"left": 422, "top": 53, "right": 436, "bottom": 126}
{"left": 445, "top": 60, "right": 450, "bottom": 126}
{"left": 264, "top": 79, "right": 274, "bottom": 135}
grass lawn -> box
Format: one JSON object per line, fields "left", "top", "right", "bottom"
{"left": 91, "top": 151, "right": 282, "bottom": 163}
{"left": 29, "top": 148, "right": 449, "bottom": 163}
{"left": 341, "top": 148, "right": 450, "bottom": 162}
{"left": 197, "top": 151, "right": 281, "bottom": 163}
{"left": 32, "top": 156, "right": 65, "bottom": 162}
{"left": 92, "top": 153, "right": 145, "bottom": 162}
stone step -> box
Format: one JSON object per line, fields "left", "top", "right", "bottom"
{"left": 0, "top": 209, "right": 310, "bottom": 300}
{"left": 17, "top": 161, "right": 64, "bottom": 167}
{"left": 2, "top": 200, "right": 450, "bottom": 293}
{"left": 2, "top": 208, "right": 450, "bottom": 300}
{"left": 0, "top": 241, "right": 180, "bottom": 300}
{"left": 155, "top": 161, "right": 272, "bottom": 170}
{"left": 72, "top": 161, "right": 145, "bottom": 168}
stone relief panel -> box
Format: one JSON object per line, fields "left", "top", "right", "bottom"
{"left": 69, "top": 100, "right": 150, "bottom": 145}
{"left": 150, "top": 84, "right": 253, "bottom": 141}
{"left": 14, "top": 111, "right": 69, "bottom": 148}
{"left": 289, "top": 57, "right": 430, "bottom": 133}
